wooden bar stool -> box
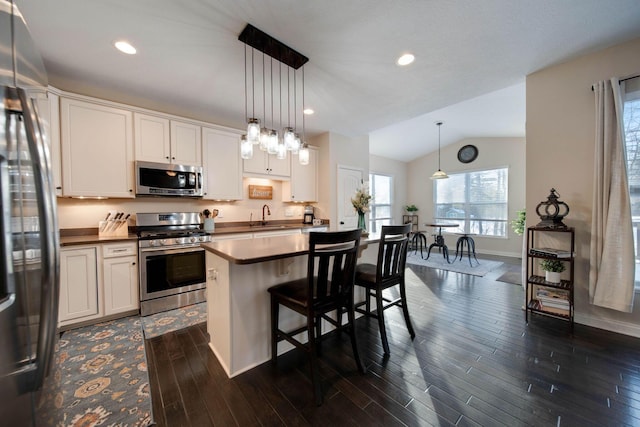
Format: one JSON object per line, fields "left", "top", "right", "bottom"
{"left": 268, "top": 229, "right": 366, "bottom": 406}
{"left": 354, "top": 224, "right": 415, "bottom": 356}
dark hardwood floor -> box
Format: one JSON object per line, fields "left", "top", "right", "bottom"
{"left": 145, "top": 256, "right": 640, "bottom": 426}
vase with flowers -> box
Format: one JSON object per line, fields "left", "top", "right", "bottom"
{"left": 351, "top": 185, "right": 372, "bottom": 235}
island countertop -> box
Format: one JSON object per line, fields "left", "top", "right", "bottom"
{"left": 202, "top": 232, "right": 378, "bottom": 265}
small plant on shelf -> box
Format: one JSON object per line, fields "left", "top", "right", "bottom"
{"left": 405, "top": 204, "right": 418, "bottom": 213}
{"left": 540, "top": 259, "right": 565, "bottom": 283}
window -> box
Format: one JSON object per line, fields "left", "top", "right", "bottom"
{"left": 434, "top": 167, "right": 508, "bottom": 237}
{"left": 369, "top": 173, "right": 392, "bottom": 233}
{"left": 622, "top": 77, "right": 640, "bottom": 289}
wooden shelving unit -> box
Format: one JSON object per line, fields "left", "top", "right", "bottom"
{"left": 525, "top": 226, "right": 575, "bottom": 328}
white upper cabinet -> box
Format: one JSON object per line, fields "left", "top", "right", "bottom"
{"left": 34, "top": 89, "right": 62, "bottom": 196}
{"left": 170, "top": 120, "right": 202, "bottom": 165}
{"left": 60, "top": 97, "right": 135, "bottom": 198}
{"left": 202, "top": 127, "right": 243, "bottom": 200}
{"left": 283, "top": 147, "right": 318, "bottom": 202}
{"left": 134, "top": 113, "right": 171, "bottom": 163}
{"left": 243, "top": 148, "right": 291, "bottom": 178}
{"left": 134, "top": 112, "right": 202, "bottom": 166}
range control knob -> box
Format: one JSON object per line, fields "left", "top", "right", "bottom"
{"left": 198, "top": 236, "right": 206, "bottom": 242}
{"left": 160, "top": 239, "right": 168, "bottom": 246}
{"left": 190, "top": 236, "right": 197, "bottom": 243}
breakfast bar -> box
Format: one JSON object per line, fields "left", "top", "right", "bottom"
{"left": 201, "top": 233, "right": 378, "bottom": 378}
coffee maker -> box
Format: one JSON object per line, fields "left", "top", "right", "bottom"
{"left": 303, "top": 205, "right": 314, "bottom": 224}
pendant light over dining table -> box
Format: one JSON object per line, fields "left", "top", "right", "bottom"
{"left": 430, "top": 121, "right": 449, "bottom": 180}
{"left": 238, "top": 24, "right": 310, "bottom": 165}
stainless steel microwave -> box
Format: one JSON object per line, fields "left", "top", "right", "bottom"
{"left": 135, "top": 161, "right": 203, "bottom": 197}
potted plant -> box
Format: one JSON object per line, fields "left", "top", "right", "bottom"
{"left": 540, "top": 259, "right": 565, "bottom": 283}
{"left": 511, "top": 209, "right": 526, "bottom": 236}
{"left": 405, "top": 204, "right": 419, "bottom": 214}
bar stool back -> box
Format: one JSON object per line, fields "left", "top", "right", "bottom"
{"left": 354, "top": 224, "right": 415, "bottom": 356}
{"left": 268, "top": 229, "right": 366, "bottom": 405}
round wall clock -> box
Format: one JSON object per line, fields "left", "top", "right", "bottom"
{"left": 457, "top": 145, "right": 478, "bottom": 163}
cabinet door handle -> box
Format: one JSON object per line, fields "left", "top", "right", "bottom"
{"left": 166, "top": 156, "right": 170, "bottom": 159}
{"left": 132, "top": 262, "right": 136, "bottom": 265}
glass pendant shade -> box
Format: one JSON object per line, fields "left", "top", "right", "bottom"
{"left": 259, "top": 127, "right": 269, "bottom": 151}
{"left": 247, "top": 118, "right": 260, "bottom": 144}
{"left": 430, "top": 170, "right": 449, "bottom": 180}
{"left": 240, "top": 134, "right": 253, "bottom": 160}
{"left": 291, "top": 134, "right": 301, "bottom": 154}
{"left": 276, "top": 142, "right": 287, "bottom": 160}
{"left": 267, "top": 130, "right": 279, "bottom": 154}
{"left": 283, "top": 127, "right": 296, "bottom": 150}
{"left": 298, "top": 144, "right": 309, "bottom": 165}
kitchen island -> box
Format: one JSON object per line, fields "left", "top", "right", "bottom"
{"left": 201, "top": 232, "right": 378, "bottom": 377}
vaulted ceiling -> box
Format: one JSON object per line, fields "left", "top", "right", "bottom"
{"left": 16, "top": 0, "right": 640, "bottom": 161}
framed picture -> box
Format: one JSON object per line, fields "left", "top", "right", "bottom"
{"left": 248, "top": 185, "right": 273, "bottom": 199}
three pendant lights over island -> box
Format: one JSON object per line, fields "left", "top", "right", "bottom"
{"left": 238, "top": 24, "right": 310, "bottom": 166}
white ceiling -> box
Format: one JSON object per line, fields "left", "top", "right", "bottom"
{"left": 15, "top": 0, "right": 640, "bottom": 162}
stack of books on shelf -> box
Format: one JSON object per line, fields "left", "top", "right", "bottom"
{"left": 535, "top": 288, "right": 570, "bottom": 314}
{"left": 529, "top": 247, "right": 573, "bottom": 258}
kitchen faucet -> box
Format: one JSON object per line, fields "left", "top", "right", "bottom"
{"left": 262, "top": 204, "right": 271, "bottom": 225}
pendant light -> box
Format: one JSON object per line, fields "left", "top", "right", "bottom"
{"left": 259, "top": 52, "right": 269, "bottom": 150}
{"left": 430, "top": 121, "right": 448, "bottom": 179}
{"left": 240, "top": 134, "right": 253, "bottom": 160}
{"left": 240, "top": 44, "right": 253, "bottom": 159}
{"left": 298, "top": 65, "right": 310, "bottom": 165}
{"left": 238, "top": 24, "right": 310, "bottom": 165}
{"left": 246, "top": 46, "right": 260, "bottom": 144}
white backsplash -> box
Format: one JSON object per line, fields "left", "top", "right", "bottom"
{"left": 56, "top": 177, "right": 311, "bottom": 229}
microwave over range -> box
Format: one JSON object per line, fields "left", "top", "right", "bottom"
{"left": 136, "top": 161, "right": 203, "bottom": 197}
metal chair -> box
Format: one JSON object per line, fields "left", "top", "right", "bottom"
{"left": 354, "top": 224, "right": 415, "bottom": 356}
{"left": 268, "top": 229, "right": 366, "bottom": 406}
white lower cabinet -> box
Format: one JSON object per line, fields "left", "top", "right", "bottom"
{"left": 59, "top": 246, "right": 100, "bottom": 324}
{"left": 102, "top": 243, "right": 139, "bottom": 316}
{"left": 59, "top": 242, "right": 139, "bottom": 328}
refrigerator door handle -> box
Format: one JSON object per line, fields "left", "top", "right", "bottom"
{"left": 0, "top": 152, "right": 16, "bottom": 312}
{"left": 16, "top": 87, "right": 60, "bottom": 390}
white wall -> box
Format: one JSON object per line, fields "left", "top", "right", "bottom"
{"left": 369, "top": 154, "right": 408, "bottom": 225}
{"left": 407, "top": 137, "right": 526, "bottom": 257}
{"left": 309, "top": 132, "right": 369, "bottom": 228}
{"left": 526, "top": 36, "right": 640, "bottom": 337}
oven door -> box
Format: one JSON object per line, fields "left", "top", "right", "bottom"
{"left": 139, "top": 245, "right": 206, "bottom": 302}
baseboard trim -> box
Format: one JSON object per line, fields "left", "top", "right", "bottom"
{"left": 574, "top": 313, "right": 640, "bottom": 339}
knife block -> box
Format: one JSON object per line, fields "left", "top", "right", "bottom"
{"left": 99, "top": 220, "right": 129, "bottom": 237}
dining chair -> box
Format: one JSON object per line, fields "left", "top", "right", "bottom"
{"left": 268, "top": 229, "right": 366, "bottom": 406}
{"left": 354, "top": 224, "right": 415, "bottom": 356}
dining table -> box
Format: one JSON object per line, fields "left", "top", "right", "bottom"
{"left": 423, "top": 222, "right": 459, "bottom": 262}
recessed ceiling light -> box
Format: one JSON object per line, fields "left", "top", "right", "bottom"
{"left": 303, "top": 108, "right": 314, "bottom": 115}
{"left": 114, "top": 41, "right": 137, "bottom": 55}
{"left": 396, "top": 53, "right": 415, "bottom": 66}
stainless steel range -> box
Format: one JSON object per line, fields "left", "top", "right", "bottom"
{"left": 136, "top": 212, "right": 211, "bottom": 316}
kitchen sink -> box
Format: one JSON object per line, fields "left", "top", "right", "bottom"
{"left": 251, "top": 224, "right": 293, "bottom": 229}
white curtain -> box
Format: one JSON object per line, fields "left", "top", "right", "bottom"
{"left": 589, "top": 78, "right": 635, "bottom": 312}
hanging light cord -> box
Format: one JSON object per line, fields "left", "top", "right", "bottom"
{"left": 302, "top": 66, "right": 306, "bottom": 145}
{"left": 244, "top": 44, "right": 247, "bottom": 122}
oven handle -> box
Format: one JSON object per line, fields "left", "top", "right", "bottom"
{"left": 139, "top": 245, "right": 205, "bottom": 256}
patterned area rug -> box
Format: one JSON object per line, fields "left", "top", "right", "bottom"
{"left": 38, "top": 316, "right": 152, "bottom": 426}
{"left": 406, "top": 252, "right": 503, "bottom": 276}
{"left": 141, "top": 302, "right": 207, "bottom": 339}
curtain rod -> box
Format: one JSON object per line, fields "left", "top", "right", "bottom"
{"left": 591, "top": 73, "right": 640, "bottom": 91}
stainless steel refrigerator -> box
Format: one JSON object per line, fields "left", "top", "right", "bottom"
{"left": 0, "top": 1, "right": 60, "bottom": 425}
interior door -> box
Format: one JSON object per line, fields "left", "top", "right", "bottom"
{"left": 337, "top": 166, "right": 363, "bottom": 231}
